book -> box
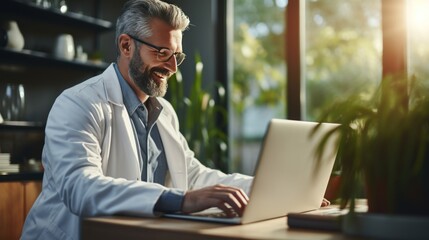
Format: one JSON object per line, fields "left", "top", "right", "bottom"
{"left": 287, "top": 201, "right": 368, "bottom": 231}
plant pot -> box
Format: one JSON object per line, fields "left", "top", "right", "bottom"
{"left": 365, "top": 178, "right": 389, "bottom": 214}
{"left": 365, "top": 166, "right": 429, "bottom": 215}
{"left": 394, "top": 175, "right": 429, "bottom": 215}
{"left": 324, "top": 174, "right": 341, "bottom": 201}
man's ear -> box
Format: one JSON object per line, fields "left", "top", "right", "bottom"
{"left": 118, "top": 34, "right": 132, "bottom": 57}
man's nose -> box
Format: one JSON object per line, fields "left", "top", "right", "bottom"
{"left": 164, "top": 55, "right": 178, "bottom": 73}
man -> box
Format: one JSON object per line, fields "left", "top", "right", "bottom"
{"left": 22, "top": 1, "right": 329, "bottom": 239}
{"left": 21, "top": 1, "right": 252, "bottom": 239}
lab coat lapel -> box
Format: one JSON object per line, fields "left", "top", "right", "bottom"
{"left": 101, "top": 64, "right": 141, "bottom": 177}
{"left": 157, "top": 112, "right": 188, "bottom": 190}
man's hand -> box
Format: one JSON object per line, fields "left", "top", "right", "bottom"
{"left": 182, "top": 184, "right": 249, "bottom": 217}
{"left": 321, "top": 198, "right": 330, "bottom": 207}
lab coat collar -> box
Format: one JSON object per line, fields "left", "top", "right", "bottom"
{"left": 103, "top": 63, "right": 124, "bottom": 107}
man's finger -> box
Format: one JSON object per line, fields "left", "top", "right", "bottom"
{"left": 182, "top": 185, "right": 249, "bottom": 216}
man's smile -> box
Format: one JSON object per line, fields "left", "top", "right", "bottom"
{"left": 152, "top": 70, "right": 170, "bottom": 83}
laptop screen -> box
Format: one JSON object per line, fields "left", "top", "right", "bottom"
{"left": 241, "top": 119, "right": 339, "bottom": 224}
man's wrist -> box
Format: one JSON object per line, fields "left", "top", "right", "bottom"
{"left": 154, "top": 189, "right": 185, "bottom": 213}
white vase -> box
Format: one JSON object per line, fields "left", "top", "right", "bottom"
{"left": 53, "top": 34, "right": 75, "bottom": 60}
{"left": 4, "top": 21, "right": 25, "bottom": 51}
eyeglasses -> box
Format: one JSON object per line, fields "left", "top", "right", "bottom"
{"left": 128, "top": 34, "right": 186, "bottom": 66}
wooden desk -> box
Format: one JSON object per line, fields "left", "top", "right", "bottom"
{"left": 82, "top": 215, "right": 357, "bottom": 240}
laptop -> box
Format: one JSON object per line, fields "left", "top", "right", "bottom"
{"left": 164, "top": 119, "right": 339, "bottom": 224}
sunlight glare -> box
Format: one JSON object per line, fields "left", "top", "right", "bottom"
{"left": 407, "top": 0, "right": 429, "bottom": 37}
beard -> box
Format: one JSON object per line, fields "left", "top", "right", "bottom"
{"left": 128, "top": 48, "right": 169, "bottom": 97}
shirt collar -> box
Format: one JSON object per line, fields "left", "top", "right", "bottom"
{"left": 113, "top": 63, "right": 163, "bottom": 119}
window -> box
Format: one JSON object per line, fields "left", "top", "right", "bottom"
{"left": 229, "top": 0, "right": 422, "bottom": 174}
{"left": 304, "top": 0, "right": 382, "bottom": 121}
{"left": 230, "top": 0, "right": 287, "bottom": 174}
{"left": 407, "top": 0, "right": 429, "bottom": 81}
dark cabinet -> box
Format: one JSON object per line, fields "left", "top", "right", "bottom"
{"left": 0, "top": 180, "right": 42, "bottom": 240}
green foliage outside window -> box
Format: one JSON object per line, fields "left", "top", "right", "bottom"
{"left": 304, "top": 0, "right": 381, "bottom": 120}
{"left": 167, "top": 54, "right": 229, "bottom": 172}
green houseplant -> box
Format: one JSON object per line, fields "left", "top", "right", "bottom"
{"left": 167, "top": 54, "right": 228, "bottom": 171}
{"left": 314, "top": 75, "right": 429, "bottom": 215}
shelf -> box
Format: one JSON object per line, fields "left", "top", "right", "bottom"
{"left": 0, "top": 48, "right": 109, "bottom": 72}
{"left": 0, "top": 121, "right": 44, "bottom": 131}
{"left": 2, "top": 0, "right": 113, "bottom": 32}
{"left": 0, "top": 171, "right": 43, "bottom": 182}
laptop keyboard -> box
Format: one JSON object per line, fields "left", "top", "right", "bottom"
{"left": 193, "top": 211, "right": 228, "bottom": 218}
{"left": 190, "top": 208, "right": 239, "bottom": 218}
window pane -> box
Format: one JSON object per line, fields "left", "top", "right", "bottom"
{"left": 407, "top": 0, "right": 429, "bottom": 81}
{"left": 304, "top": 0, "right": 382, "bottom": 121}
{"left": 231, "top": 0, "right": 286, "bottom": 174}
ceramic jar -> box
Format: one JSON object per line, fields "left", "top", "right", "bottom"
{"left": 53, "top": 34, "right": 75, "bottom": 60}
{"left": 2, "top": 21, "right": 25, "bottom": 51}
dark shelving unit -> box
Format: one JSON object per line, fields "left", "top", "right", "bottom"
{"left": 0, "top": 121, "right": 44, "bottom": 131}
{"left": 0, "top": 0, "right": 114, "bottom": 135}
{"left": 1, "top": 0, "right": 113, "bottom": 72}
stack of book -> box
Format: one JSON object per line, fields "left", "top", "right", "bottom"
{"left": 0, "top": 153, "right": 20, "bottom": 173}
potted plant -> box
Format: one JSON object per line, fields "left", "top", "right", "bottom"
{"left": 167, "top": 54, "right": 229, "bottom": 171}
{"left": 313, "top": 75, "right": 429, "bottom": 215}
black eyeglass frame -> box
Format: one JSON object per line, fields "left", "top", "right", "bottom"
{"left": 127, "top": 34, "right": 186, "bottom": 66}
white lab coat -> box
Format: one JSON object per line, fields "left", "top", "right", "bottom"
{"left": 21, "top": 64, "right": 252, "bottom": 240}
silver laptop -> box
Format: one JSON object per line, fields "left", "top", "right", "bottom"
{"left": 164, "top": 119, "right": 339, "bottom": 224}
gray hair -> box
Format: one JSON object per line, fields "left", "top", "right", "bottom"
{"left": 115, "top": 0, "right": 190, "bottom": 56}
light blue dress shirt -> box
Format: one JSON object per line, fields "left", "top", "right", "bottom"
{"left": 114, "top": 63, "right": 184, "bottom": 212}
